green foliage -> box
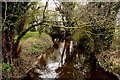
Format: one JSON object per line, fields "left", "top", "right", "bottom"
{"left": 114, "top": 29, "right": 120, "bottom": 38}
{"left": 21, "top": 37, "right": 41, "bottom": 55}
{"left": 0, "top": 64, "right": 2, "bottom": 69}
{"left": 2, "top": 62, "right": 12, "bottom": 72}
{"left": 72, "top": 2, "right": 120, "bottom": 54}
{"left": 40, "top": 32, "right": 53, "bottom": 48}
{"left": 115, "top": 67, "right": 120, "bottom": 75}
{"left": 31, "top": 47, "right": 40, "bottom": 54}
{"left": 2, "top": 76, "right": 11, "bottom": 80}
{"left": 15, "top": 31, "right": 39, "bottom": 40}
{"left": 31, "top": 42, "right": 41, "bottom": 55}
{"left": 22, "top": 31, "right": 39, "bottom": 40}
{"left": 2, "top": 2, "right": 31, "bottom": 34}
{"left": 21, "top": 32, "right": 53, "bottom": 55}
{"left": 103, "top": 62, "right": 113, "bottom": 68}
{"left": 2, "top": 2, "right": 34, "bottom": 63}
{"left": 27, "top": 32, "right": 53, "bottom": 54}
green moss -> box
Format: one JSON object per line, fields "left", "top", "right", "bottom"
{"left": 15, "top": 31, "right": 39, "bottom": 40}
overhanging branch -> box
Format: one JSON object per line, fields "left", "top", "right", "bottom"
{"left": 16, "top": 1, "right": 48, "bottom": 42}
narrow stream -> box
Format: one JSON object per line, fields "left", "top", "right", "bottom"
{"left": 35, "top": 41, "right": 67, "bottom": 79}
{"left": 29, "top": 40, "right": 88, "bottom": 80}
{"left": 28, "top": 38, "right": 116, "bottom": 80}
{"left": 16, "top": 40, "right": 119, "bottom": 80}
{"left": 33, "top": 40, "right": 84, "bottom": 79}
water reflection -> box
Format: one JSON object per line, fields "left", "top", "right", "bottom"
{"left": 21, "top": 40, "right": 119, "bottom": 80}
{"left": 36, "top": 41, "right": 65, "bottom": 78}
{"left": 35, "top": 40, "right": 85, "bottom": 79}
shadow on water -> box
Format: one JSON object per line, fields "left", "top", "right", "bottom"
{"left": 11, "top": 40, "right": 119, "bottom": 80}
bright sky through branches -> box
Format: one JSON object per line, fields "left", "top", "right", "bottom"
{"left": 40, "top": 0, "right": 87, "bottom": 10}
{"left": 41, "top": 0, "right": 58, "bottom": 10}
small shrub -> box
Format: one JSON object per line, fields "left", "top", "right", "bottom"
{"left": 2, "top": 62, "right": 12, "bottom": 72}
{"left": 31, "top": 43, "right": 41, "bottom": 54}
